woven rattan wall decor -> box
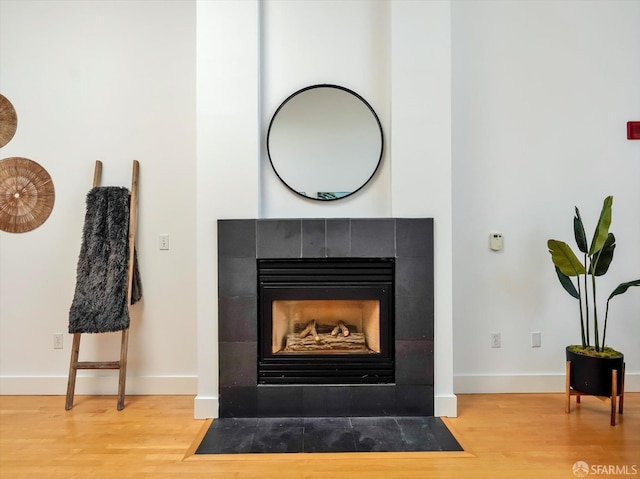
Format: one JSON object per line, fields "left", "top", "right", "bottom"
{"left": 0, "top": 157, "right": 55, "bottom": 233}
{"left": 0, "top": 94, "right": 18, "bottom": 148}
{"left": 0, "top": 94, "right": 56, "bottom": 233}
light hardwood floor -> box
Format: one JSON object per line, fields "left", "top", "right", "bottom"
{"left": 1, "top": 393, "right": 638, "bottom": 478}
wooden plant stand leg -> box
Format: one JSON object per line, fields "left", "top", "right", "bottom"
{"left": 611, "top": 369, "right": 618, "bottom": 426}
{"left": 565, "top": 361, "right": 571, "bottom": 413}
{"left": 565, "top": 361, "right": 581, "bottom": 411}
{"left": 566, "top": 360, "right": 624, "bottom": 426}
{"left": 619, "top": 363, "right": 625, "bottom": 414}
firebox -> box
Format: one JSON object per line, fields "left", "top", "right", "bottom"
{"left": 258, "top": 258, "right": 394, "bottom": 384}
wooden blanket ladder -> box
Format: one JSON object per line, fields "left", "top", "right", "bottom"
{"left": 65, "top": 159, "right": 139, "bottom": 411}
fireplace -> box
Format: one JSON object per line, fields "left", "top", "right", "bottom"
{"left": 258, "top": 258, "right": 394, "bottom": 384}
{"left": 218, "top": 218, "right": 433, "bottom": 417}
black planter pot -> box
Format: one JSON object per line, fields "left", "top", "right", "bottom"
{"left": 566, "top": 346, "right": 624, "bottom": 397}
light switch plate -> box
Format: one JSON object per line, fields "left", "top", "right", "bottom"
{"left": 159, "top": 234, "right": 169, "bottom": 250}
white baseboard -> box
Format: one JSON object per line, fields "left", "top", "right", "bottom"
{"left": 0, "top": 375, "right": 197, "bottom": 396}
{"left": 194, "top": 395, "right": 219, "bottom": 419}
{"left": 435, "top": 394, "right": 458, "bottom": 417}
{"left": 3, "top": 373, "right": 635, "bottom": 417}
{"left": 454, "top": 372, "right": 640, "bottom": 394}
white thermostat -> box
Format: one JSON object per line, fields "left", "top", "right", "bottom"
{"left": 490, "top": 232, "right": 503, "bottom": 251}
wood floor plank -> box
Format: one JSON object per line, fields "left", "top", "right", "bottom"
{"left": 1, "top": 393, "right": 638, "bottom": 478}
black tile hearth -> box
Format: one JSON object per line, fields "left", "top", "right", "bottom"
{"left": 195, "top": 416, "right": 462, "bottom": 455}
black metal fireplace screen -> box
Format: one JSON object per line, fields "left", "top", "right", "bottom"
{"left": 258, "top": 258, "right": 394, "bottom": 384}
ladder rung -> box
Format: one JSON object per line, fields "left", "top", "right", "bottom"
{"left": 75, "top": 361, "right": 121, "bottom": 370}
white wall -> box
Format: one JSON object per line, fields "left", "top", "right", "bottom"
{"left": 2, "top": 0, "right": 638, "bottom": 414}
{"left": 194, "top": 0, "right": 261, "bottom": 419}
{"left": 260, "top": 0, "right": 391, "bottom": 217}
{"left": 0, "top": 0, "right": 197, "bottom": 395}
{"left": 452, "top": 0, "right": 640, "bottom": 393}
{"left": 390, "top": 0, "right": 455, "bottom": 417}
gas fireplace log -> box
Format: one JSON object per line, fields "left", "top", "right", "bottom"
{"left": 285, "top": 332, "right": 369, "bottom": 352}
{"left": 299, "top": 320, "right": 315, "bottom": 338}
{"left": 299, "top": 320, "right": 320, "bottom": 342}
{"left": 296, "top": 322, "right": 355, "bottom": 335}
{"left": 331, "top": 321, "right": 350, "bottom": 337}
{"left": 339, "top": 322, "right": 350, "bottom": 337}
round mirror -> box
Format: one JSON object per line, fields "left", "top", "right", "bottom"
{"left": 267, "top": 84, "right": 383, "bottom": 201}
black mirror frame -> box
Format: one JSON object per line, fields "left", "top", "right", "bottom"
{"left": 266, "top": 84, "right": 384, "bottom": 202}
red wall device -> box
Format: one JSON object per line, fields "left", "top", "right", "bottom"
{"left": 628, "top": 121, "right": 640, "bottom": 140}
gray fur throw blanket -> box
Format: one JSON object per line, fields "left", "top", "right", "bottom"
{"left": 69, "top": 187, "right": 142, "bottom": 333}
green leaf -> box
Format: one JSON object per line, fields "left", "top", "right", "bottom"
{"left": 607, "top": 279, "right": 640, "bottom": 301}
{"left": 589, "top": 196, "right": 613, "bottom": 256}
{"left": 555, "top": 266, "right": 580, "bottom": 299}
{"left": 548, "top": 240, "right": 586, "bottom": 276}
{"left": 590, "top": 233, "right": 616, "bottom": 276}
{"left": 573, "top": 207, "right": 587, "bottom": 253}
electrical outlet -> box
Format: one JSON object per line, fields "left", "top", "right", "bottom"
{"left": 489, "top": 232, "right": 503, "bottom": 251}
{"left": 531, "top": 331, "right": 541, "bottom": 348}
{"left": 491, "top": 333, "right": 501, "bottom": 348}
{"left": 53, "top": 333, "right": 63, "bottom": 350}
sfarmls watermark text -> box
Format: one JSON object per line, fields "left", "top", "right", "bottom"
{"left": 573, "top": 462, "right": 638, "bottom": 477}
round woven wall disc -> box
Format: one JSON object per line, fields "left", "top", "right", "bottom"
{"left": 0, "top": 157, "right": 55, "bottom": 233}
{"left": 0, "top": 95, "right": 18, "bottom": 148}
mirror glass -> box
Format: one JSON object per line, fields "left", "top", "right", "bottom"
{"left": 267, "top": 84, "right": 383, "bottom": 201}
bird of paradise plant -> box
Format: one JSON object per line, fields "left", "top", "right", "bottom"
{"left": 547, "top": 196, "right": 640, "bottom": 355}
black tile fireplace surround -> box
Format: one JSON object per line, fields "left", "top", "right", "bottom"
{"left": 218, "top": 218, "right": 434, "bottom": 418}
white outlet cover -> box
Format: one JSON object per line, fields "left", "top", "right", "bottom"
{"left": 532, "top": 331, "right": 542, "bottom": 348}
{"left": 490, "top": 233, "right": 503, "bottom": 251}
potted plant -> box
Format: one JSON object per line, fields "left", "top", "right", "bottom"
{"left": 547, "top": 195, "right": 639, "bottom": 398}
